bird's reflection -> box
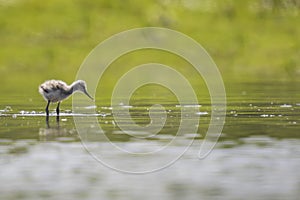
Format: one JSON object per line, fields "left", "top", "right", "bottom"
{"left": 39, "top": 116, "right": 77, "bottom": 141}
{"left": 46, "top": 115, "right": 60, "bottom": 128}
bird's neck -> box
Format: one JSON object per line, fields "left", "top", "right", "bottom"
{"left": 70, "top": 81, "right": 81, "bottom": 93}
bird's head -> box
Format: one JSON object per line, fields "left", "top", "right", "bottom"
{"left": 72, "top": 80, "right": 94, "bottom": 100}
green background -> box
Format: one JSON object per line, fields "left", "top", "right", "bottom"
{"left": 0, "top": 0, "right": 299, "bottom": 97}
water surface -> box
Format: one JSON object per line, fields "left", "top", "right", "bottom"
{"left": 0, "top": 80, "right": 299, "bottom": 200}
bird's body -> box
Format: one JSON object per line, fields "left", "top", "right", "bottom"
{"left": 39, "top": 80, "right": 93, "bottom": 118}
{"left": 39, "top": 80, "right": 73, "bottom": 102}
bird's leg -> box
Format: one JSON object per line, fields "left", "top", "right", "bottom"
{"left": 56, "top": 102, "right": 60, "bottom": 116}
{"left": 56, "top": 102, "right": 60, "bottom": 123}
{"left": 45, "top": 100, "right": 50, "bottom": 116}
{"left": 45, "top": 100, "right": 50, "bottom": 125}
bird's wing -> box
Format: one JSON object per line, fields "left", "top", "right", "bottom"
{"left": 40, "top": 80, "right": 68, "bottom": 93}
{"left": 40, "top": 85, "right": 50, "bottom": 93}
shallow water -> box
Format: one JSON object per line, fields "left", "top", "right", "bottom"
{"left": 0, "top": 80, "right": 300, "bottom": 200}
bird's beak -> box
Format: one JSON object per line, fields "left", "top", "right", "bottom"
{"left": 84, "top": 90, "right": 94, "bottom": 101}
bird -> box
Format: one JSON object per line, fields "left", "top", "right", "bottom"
{"left": 39, "top": 80, "right": 93, "bottom": 118}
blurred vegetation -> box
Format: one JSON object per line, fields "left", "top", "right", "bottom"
{"left": 0, "top": 0, "right": 299, "bottom": 97}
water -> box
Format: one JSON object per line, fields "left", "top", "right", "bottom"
{"left": 0, "top": 81, "right": 300, "bottom": 200}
